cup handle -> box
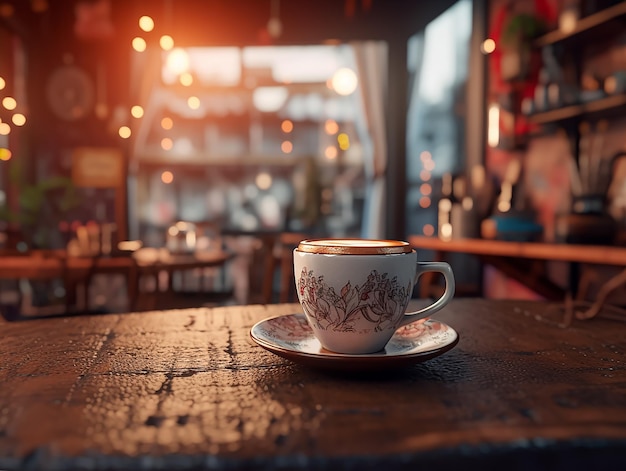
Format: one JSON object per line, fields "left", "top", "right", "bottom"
{"left": 398, "top": 261, "right": 455, "bottom": 327}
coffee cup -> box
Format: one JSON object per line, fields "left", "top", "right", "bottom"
{"left": 293, "top": 238, "right": 455, "bottom": 354}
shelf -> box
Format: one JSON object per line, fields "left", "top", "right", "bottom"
{"left": 527, "top": 93, "right": 626, "bottom": 125}
{"left": 534, "top": 1, "right": 626, "bottom": 48}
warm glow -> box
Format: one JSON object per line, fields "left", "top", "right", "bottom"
{"left": 331, "top": 67, "right": 358, "bottom": 96}
{"left": 281, "top": 141, "right": 293, "bottom": 153}
{"left": 281, "top": 120, "right": 293, "bottom": 133}
{"left": 118, "top": 126, "right": 132, "bottom": 138}
{"left": 31, "top": 0, "right": 48, "bottom": 13}
{"left": 488, "top": 103, "right": 500, "bottom": 148}
{"left": 161, "top": 117, "right": 173, "bottom": 130}
{"left": 325, "top": 146, "right": 338, "bottom": 159}
{"left": 11, "top": 113, "right": 26, "bottom": 126}
{"left": 255, "top": 172, "right": 272, "bottom": 190}
{"left": 131, "top": 105, "right": 144, "bottom": 118}
{"left": 132, "top": 37, "right": 147, "bottom": 52}
{"left": 420, "top": 170, "right": 431, "bottom": 181}
{"left": 166, "top": 48, "right": 190, "bottom": 75}
{"left": 337, "top": 132, "right": 350, "bottom": 150}
{"left": 187, "top": 96, "right": 200, "bottom": 109}
{"left": 139, "top": 15, "right": 154, "bottom": 32}
{"left": 420, "top": 183, "right": 432, "bottom": 195}
{"left": 2, "top": 97, "right": 17, "bottom": 110}
{"left": 559, "top": 10, "right": 578, "bottom": 34}
{"left": 481, "top": 38, "right": 496, "bottom": 54}
{"left": 439, "top": 198, "right": 452, "bottom": 213}
{"left": 324, "top": 119, "right": 339, "bottom": 135}
{"left": 160, "top": 35, "right": 174, "bottom": 51}
{"left": 423, "top": 159, "right": 435, "bottom": 171}
{"left": 0, "top": 4, "right": 14, "bottom": 18}
{"left": 440, "top": 223, "right": 452, "bottom": 240}
{"left": 0, "top": 148, "right": 11, "bottom": 161}
{"left": 420, "top": 151, "right": 432, "bottom": 162}
{"left": 161, "top": 138, "right": 173, "bottom": 150}
{"left": 498, "top": 200, "right": 511, "bottom": 213}
{"left": 0, "top": 123, "right": 10, "bottom": 135}
{"left": 419, "top": 196, "right": 431, "bottom": 209}
{"left": 161, "top": 171, "right": 174, "bottom": 184}
{"left": 423, "top": 224, "right": 435, "bottom": 237}
{"left": 179, "top": 72, "right": 193, "bottom": 86}
{"left": 0, "top": 77, "right": 5, "bottom": 90}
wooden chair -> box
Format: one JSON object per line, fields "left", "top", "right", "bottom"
{"left": 261, "top": 232, "right": 309, "bottom": 304}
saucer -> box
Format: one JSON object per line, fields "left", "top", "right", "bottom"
{"left": 250, "top": 313, "right": 459, "bottom": 371}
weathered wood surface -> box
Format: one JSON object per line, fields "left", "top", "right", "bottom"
{"left": 1, "top": 299, "right": 625, "bottom": 470}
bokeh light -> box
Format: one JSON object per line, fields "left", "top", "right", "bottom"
{"left": 337, "top": 132, "right": 350, "bottom": 151}
{"left": 161, "top": 117, "right": 173, "bottom": 130}
{"left": 423, "top": 224, "right": 435, "bottom": 237}
{"left": 161, "top": 138, "right": 173, "bottom": 150}
{"left": 161, "top": 171, "right": 174, "bottom": 184}
{"left": 160, "top": 35, "right": 175, "bottom": 51}
{"left": 118, "top": 126, "right": 132, "bottom": 138}
{"left": 481, "top": 38, "right": 496, "bottom": 54}
{"left": 11, "top": 113, "right": 26, "bottom": 126}
{"left": 139, "top": 15, "right": 154, "bottom": 32}
{"left": 179, "top": 72, "right": 193, "bottom": 86}
{"left": 325, "top": 146, "right": 338, "bottom": 160}
{"left": 281, "top": 141, "right": 293, "bottom": 153}
{"left": 0, "top": 148, "right": 11, "bottom": 161}
{"left": 2, "top": 97, "right": 17, "bottom": 110}
{"left": 187, "top": 96, "right": 200, "bottom": 109}
{"left": 255, "top": 172, "right": 272, "bottom": 190}
{"left": 131, "top": 105, "right": 144, "bottom": 118}
{"left": 324, "top": 119, "right": 339, "bottom": 135}
{"left": 281, "top": 119, "right": 293, "bottom": 133}
{"left": 132, "top": 37, "right": 147, "bottom": 52}
{"left": 331, "top": 67, "right": 358, "bottom": 96}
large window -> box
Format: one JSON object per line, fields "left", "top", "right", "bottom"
{"left": 405, "top": 0, "right": 473, "bottom": 237}
{"left": 128, "top": 42, "right": 385, "bottom": 243}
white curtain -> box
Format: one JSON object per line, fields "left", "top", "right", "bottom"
{"left": 351, "top": 41, "right": 388, "bottom": 239}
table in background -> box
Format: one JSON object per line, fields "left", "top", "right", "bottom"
{"left": 1, "top": 299, "right": 625, "bottom": 470}
{"left": 409, "top": 236, "right": 626, "bottom": 302}
{"left": 0, "top": 248, "right": 233, "bottom": 316}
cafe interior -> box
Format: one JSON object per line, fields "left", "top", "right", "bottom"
{"left": 1, "top": 0, "right": 626, "bottom": 320}
{"left": 1, "top": 2, "right": 626, "bottom": 470}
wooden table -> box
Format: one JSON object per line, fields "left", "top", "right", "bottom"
{"left": 409, "top": 236, "right": 626, "bottom": 301}
{"left": 1, "top": 300, "right": 625, "bottom": 470}
{"left": 0, "top": 249, "right": 233, "bottom": 316}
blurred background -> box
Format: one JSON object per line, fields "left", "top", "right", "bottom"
{"left": 1, "top": 0, "right": 626, "bottom": 315}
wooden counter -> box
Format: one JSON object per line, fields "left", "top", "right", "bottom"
{"left": 409, "top": 236, "right": 626, "bottom": 301}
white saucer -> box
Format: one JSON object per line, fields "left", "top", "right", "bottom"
{"left": 250, "top": 313, "right": 459, "bottom": 371}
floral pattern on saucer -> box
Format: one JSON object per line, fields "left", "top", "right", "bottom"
{"left": 250, "top": 313, "right": 459, "bottom": 370}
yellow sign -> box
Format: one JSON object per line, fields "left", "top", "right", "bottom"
{"left": 72, "top": 147, "right": 124, "bottom": 188}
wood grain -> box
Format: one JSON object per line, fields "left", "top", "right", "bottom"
{"left": 1, "top": 300, "right": 625, "bottom": 470}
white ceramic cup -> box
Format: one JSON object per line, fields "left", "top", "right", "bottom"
{"left": 293, "top": 239, "right": 455, "bottom": 354}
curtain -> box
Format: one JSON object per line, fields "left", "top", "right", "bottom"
{"left": 351, "top": 41, "right": 388, "bottom": 239}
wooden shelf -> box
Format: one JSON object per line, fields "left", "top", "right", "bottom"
{"left": 534, "top": 1, "right": 626, "bottom": 48}
{"left": 527, "top": 93, "right": 626, "bottom": 125}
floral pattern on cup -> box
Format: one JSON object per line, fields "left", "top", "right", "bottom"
{"left": 297, "top": 267, "right": 412, "bottom": 332}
